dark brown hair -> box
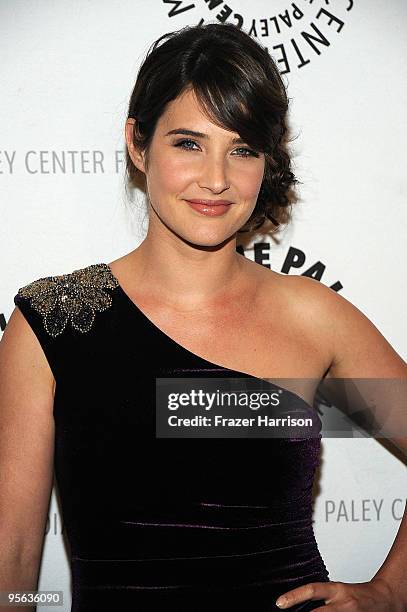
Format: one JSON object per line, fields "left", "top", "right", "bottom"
{"left": 125, "top": 22, "right": 298, "bottom": 233}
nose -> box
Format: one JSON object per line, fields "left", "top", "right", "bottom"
{"left": 197, "top": 156, "right": 231, "bottom": 194}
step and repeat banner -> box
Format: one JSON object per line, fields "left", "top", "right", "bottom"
{"left": 1, "top": 1, "right": 406, "bottom": 610}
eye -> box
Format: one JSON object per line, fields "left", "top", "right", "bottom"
{"left": 173, "top": 139, "right": 200, "bottom": 151}
{"left": 173, "top": 139, "right": 259, "bottom": 158}
{"left": 233, "top": 147, "right": 259, "bottom": 158}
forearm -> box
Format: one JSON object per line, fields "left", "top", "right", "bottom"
{"left": 0, "top": 553, "right": 39, "bottom": 612}
{"left": 371, "top": 498, "right": 407, "bottom": 604}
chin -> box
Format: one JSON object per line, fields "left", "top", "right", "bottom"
{"left": 179, "top": 227, "right": 238, "bottom": 249}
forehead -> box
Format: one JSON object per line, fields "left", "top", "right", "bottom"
{"left": 160, "top": 89, "right": 206, "bottom": 123}
{"left": 156, "top": 88, "right": 236, "bottom": 138}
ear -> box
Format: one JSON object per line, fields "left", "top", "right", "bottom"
{"left": 125, "top": 118, "right": 146, "bottom": 173}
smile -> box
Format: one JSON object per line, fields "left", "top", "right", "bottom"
{"left": 185, "top": 200, "right": 232, "bottom": 217}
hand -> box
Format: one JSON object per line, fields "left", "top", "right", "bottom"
{"left": 275, "top": 577, "right": 402, "bottom": 610}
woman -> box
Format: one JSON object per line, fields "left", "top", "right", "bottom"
{"left": 1, "top": 22, "right": 406, "bottom": 611}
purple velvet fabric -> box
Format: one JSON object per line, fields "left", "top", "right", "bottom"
{"left": 14, "top": 268, "right": 330, "bottom": 611}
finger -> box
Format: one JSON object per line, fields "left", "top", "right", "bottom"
{"left": 275, "top": 582, "right": 335, "bottom": 608}
{"left": 289, "top": 603, "right": 330, "bottom": 611}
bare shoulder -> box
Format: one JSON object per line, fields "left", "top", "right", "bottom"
{"left": 256, "top": 266, "right": 339, "bottom": 317}
{"left": 276, "top": 273, "right": 406, "bottom": 378}
{"left": 274, "top": 272, "right": 341, "bottom": 312}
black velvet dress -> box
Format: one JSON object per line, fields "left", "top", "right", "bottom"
{"left": 13, "top": 262, "right": 330, "bottom": 611}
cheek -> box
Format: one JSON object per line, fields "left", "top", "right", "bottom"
{"left": 234, "top": 166, "right": 264, "bottom": 200}
{"left": 151, "top": 157, "right": 193, "bottom": 196}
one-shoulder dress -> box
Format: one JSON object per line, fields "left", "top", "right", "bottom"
{"left": 13, "top": 262, "right": 330, "bottom": 611}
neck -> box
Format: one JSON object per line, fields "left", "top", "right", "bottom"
{"left": 123, "top": 227, "right": 247, "bottom": 310}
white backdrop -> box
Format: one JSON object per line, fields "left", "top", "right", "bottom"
{"left": 1, "top": 1, "right": 406, "bottom": 610}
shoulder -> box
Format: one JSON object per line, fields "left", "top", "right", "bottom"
{"left": 274, "top": 272, "right": 341, "bottom": 313}
{"left": 258, "top": 267, "right": 339, "bottom": 319}
{"left": 278, "top": 273, "right": 406, "bottom": 377}
{"left": 13, "top": 262, "right": 119, "bottom": 339}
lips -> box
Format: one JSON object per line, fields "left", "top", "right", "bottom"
{"left": 185, "top": 199, "right": 233, "bottom": 206}
{"left": 185, "top": 199, "right": 232, "bottom": 217}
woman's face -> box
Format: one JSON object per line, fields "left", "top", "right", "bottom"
{"left": 126, "top": 88, "right": 265, "bottom": 247}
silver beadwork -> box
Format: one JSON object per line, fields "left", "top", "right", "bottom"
{"left": 16, "top": 263, "right": 119, "bottom": 338}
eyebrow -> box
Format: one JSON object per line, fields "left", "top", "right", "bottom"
{"left": 165, "top": 128, "right": 246, "bottom": 145}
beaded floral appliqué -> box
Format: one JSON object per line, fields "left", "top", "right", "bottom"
{"left": 16, "top": 263, "right": 119, "bottom": 337}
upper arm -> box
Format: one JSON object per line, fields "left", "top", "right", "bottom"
{"left": 304, "top": 278, "right": 407, "bottom": 455}
{"left": 319, "top": 284, "right": 407, "bottom": 378}
{"left": 0, "top": 306, "right": 55, "bottom": 565}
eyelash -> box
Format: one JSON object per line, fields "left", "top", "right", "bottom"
{"left": 173, "top": 138, "right": 259, "bottom": 158}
